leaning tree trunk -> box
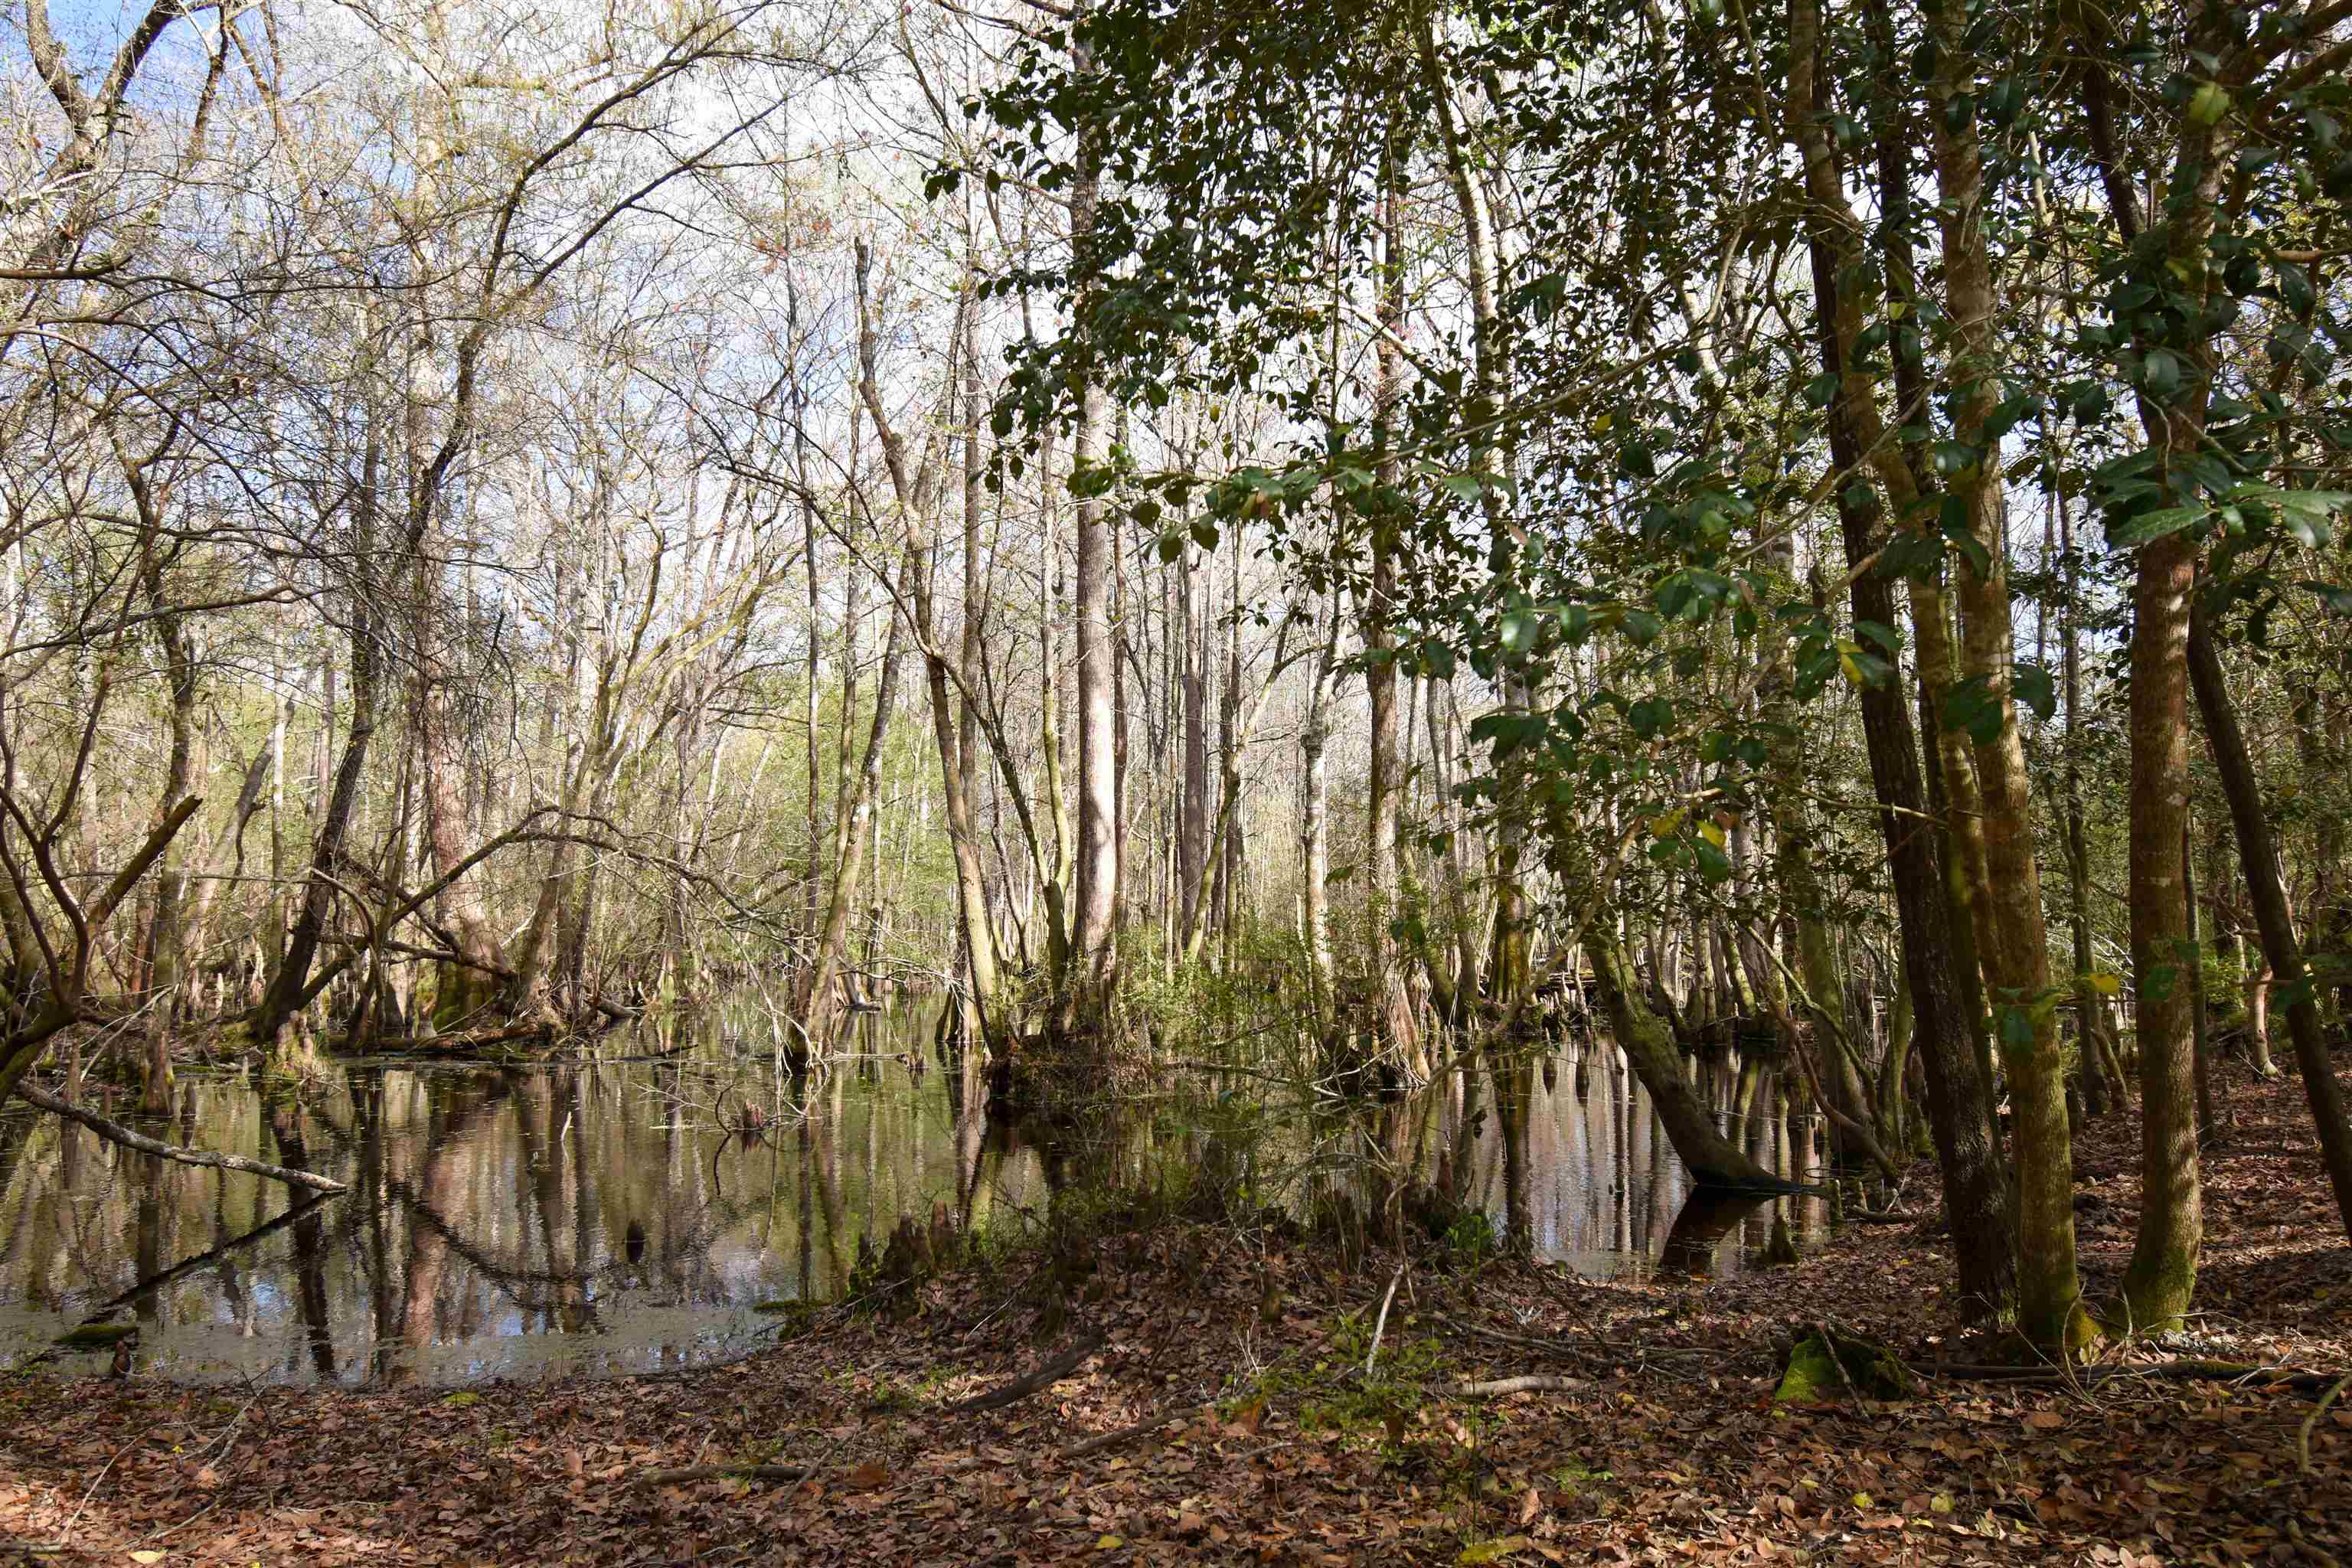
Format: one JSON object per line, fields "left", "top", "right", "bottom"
{"left": 2187, "top": 603, "right": 2352, "bottom": 1243}
{"left": 1587, "top": 930, "right": 1789, "bottom": 1190}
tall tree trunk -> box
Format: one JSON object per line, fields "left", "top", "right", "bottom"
{"left": 1923, "top": 0, "right": 2087, "bottom": 1352}
{"left": 1790, "top": 0, "right": 2015, "bottom": 1313}
{"left": 1179, "top": 547, "right": 1208, "bottom": 944}
{"left": 1300, "top": 599, "right": 1336, "bottom": 1020}
{"left": 1365, "top": 149, "right": 1423, "bottom": 1071}
{"left": 126, "top": 464, "right": 194, "bottom": 1112}
{"left": 1063, "top": 14, "right": 1119, "bottom": 1031}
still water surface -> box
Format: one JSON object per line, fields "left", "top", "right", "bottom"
{"left": 0, "top": 1010, "right": 1826, "bottom": 1385}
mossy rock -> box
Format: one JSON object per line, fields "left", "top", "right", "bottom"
{"left": 1774, "top": 1330, "right": 1914, "bottom": 1403}
{"left": 52, "top": 1321, "right": 137, "bottom": 1350}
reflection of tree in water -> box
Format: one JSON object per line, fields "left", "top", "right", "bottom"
{"left": 2, "top": 1010, "right": 1829, "bottom": 1385}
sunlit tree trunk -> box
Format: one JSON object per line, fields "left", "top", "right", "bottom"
{"left": 1922, "top": 0, "right": 2087, "bottom": 1352}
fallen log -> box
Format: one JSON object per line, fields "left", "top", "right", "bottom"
{"left": 1931, "top": 1358, "right": 2344, "bottom": 1398}
{"left": 14, "top": 1084, "right": 348, "bottom": 1193}
{"left": 340, "top": 1025, "right": 553, "bottom": 1054}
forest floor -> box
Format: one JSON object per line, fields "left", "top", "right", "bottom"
{"left": 3, "top": 1060, "right": 2348, "bottom": 1566}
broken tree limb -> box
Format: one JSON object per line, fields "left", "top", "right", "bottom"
{"left": 1455, "top": 1374, "right": 1589, "bottom": 1396}
{"left": 946, "top": 1331, "right": 1107, "bottom": 1414}
{"left": 631, "top": 1462, "right": 814, "bottom": 1489}
{"left": 12, "top": 1084, "right": 349, "bottom": 1193}
{"left": 1064, "top": 1400, "right": 1217, "bottom": 1459}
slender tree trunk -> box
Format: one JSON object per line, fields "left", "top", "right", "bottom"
{"left": 1063, "top": 16, "right": 1119, "bottom": 1031}
{"left": 2062, "top": 491, "right": 2112, "bottom": 1116}
{"left": 1365, "top": 152, "right": 1423, "bottom": 1071}
{"left": 1923, "top": 0, "right": 2086, "bottom": 1351}
{"left": 250, "top": 439, "right": 384, "bottom": 1049}
{"left": 795, "top": 573, "right": 906, "bottom": 1050}
{"left": 1300, "top": 599, "right": 1335, "bottom": 1018}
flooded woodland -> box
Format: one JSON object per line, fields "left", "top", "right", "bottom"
{"left": 1, "top": 1008, "right": 1825, "bottom": 1386}
{"left": 4, "top": 0, "right": 2351, "bottom": 1558}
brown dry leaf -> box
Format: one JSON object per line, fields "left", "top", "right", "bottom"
{"left": 1517, "top": 1485, "right": 1543, "bottom": 1526}
{"left": 844, "top": 1460, "right": 891, "bottom": 1489}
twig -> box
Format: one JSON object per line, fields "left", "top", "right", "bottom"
{"left": 944, "top": 1331, "right": 1107, "bottom": 1415}
{"left": 2298, "top": 1370, "right": 2352, "bottom": 1474}
{"left": 1365, "top": 1259, "right": 1408, "bottom": 1377}
{"left": 5, "top": 1433, "right": 145, "bottom": 1556}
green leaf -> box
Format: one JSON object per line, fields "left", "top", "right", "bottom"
{"left": 2187, "top": 81, "right": 2233, "bottom": 128}
{"left": 2106, "top": 505, "right": 2204, "bottom": 549}
{"left": 1499, "top": 608, "right": 1539, "bottom": 655}
{"left": 2012, "top": 662, "right": 2056, "bottom": 722}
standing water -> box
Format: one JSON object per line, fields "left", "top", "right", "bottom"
{"left": 0, "top": 1010, "right": 1825, "bottom": 1385}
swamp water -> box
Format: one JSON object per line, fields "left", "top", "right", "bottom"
{"left": 0, "top": 1010, "right": 1828, "bottom": 1386}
